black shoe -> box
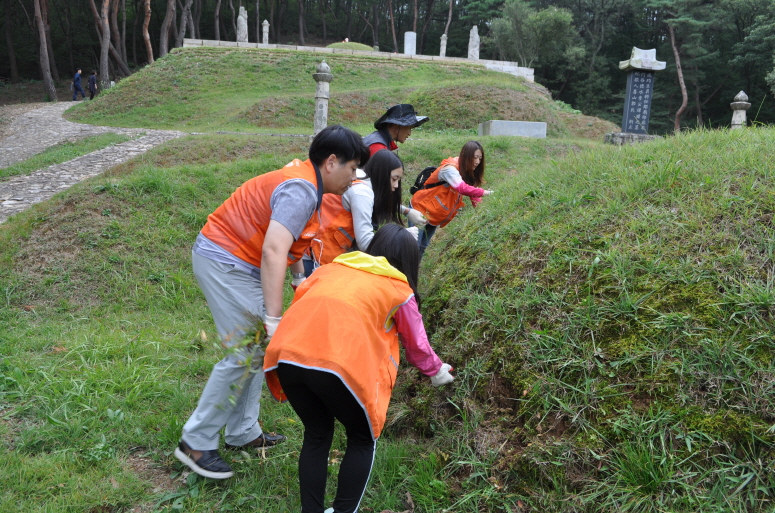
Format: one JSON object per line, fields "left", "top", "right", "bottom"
{"left": 224, "top": 432, "right": 287, "bottom": 450}
{"left": 174, "top": 440, "right": 234, "bottom": 479}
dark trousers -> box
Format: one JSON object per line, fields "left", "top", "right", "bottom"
{"left": 89, "top": 88, "right": 96, "bottom": 100}
{"left": 277, "top": 364, "right": 376, "bottom": 513}
{"left": 72, "top": 84, "right": 86, "bottom": 100}
{"left": 417, "top": 224, "right": 438, "bottom": 258}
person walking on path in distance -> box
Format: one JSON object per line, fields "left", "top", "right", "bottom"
{"left": 72, "top": 68, "right": 86, "bottom": 101}
{"left": 363, "top": 104, "right": 429, "bottom": 228}
{"left": 88, "top": 71, "right": 98, "bottom": 100}
{"left": 304, "top": 150, "right": 416, "bottom": 275}
{"left": 264, "top": 224, "right": 455, "bottom": 513}
{"left": 174, "top": 125, "right": 369, "bottom": 480}
{"left": 410, "top": 140, "right": 494, "bottom": 257}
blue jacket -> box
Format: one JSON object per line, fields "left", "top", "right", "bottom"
{"left": 73, "top": 72, "right": 82, "bottom": 86}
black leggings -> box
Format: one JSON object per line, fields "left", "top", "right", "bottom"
{"left": 277, "top": 364, "right": 376, "bottom": 513}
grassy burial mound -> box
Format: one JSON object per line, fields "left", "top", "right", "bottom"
{"left": 397, "top": 127, "right": 775, "bottom": 511}
{"left": 65, "top": 47, "right": 616, "bottom": 138}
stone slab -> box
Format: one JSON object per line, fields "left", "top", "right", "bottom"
{"left": 276, "top": 44, "right": 297, "bottom": 50}
{"left": 237, "top": 42, "right": 257, "bottom": 48}
{"left": 313, "top": 47, "right": 334, "bottom": 53}
{"left": 183, "top": 39, "right": 203, "bottom": 46}
{"left": 219, "top": 41, "right": 238, "bottom": 47}
{"left": 412, "top": 54, "right": 434, "bottom": 61}
{"left": 332, "top": 48, "right": 354, "bottom": 54}
{"left": 203, "top": 39, "right": 220, "bottom": 47}
{"left": 478, "top": 120, "right": 546, "bottom": 138}
{"left": 604, "top": 132, "right": 661, "bottom": 145}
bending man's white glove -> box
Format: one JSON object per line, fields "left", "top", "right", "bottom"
{"left": 406, "top": 208, "right": 427, "bottom": 226}
{"left": 430, "top": 363, "right": 454, "bottom": 387}
{"left": 291, "top": 272, "right": 306, "bottom": 291}
{"left": 263, "top": 315, "right": 282, "bottom": 340}
{"left": 405, "top": 226, "right": 419, "bottom": 240}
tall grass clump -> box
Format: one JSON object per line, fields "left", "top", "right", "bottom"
{"left": 393, "top": 126, "right": 775, "bottom": 512}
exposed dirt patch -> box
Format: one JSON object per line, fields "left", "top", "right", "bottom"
{"left": 125, "top": 452, "right": 179, "bottom": 513}
{"left": 0, "top": 80, "right": 72, "bottom": 106}
{"left": 559, "top": 111, "right": 619, "bottom": 140}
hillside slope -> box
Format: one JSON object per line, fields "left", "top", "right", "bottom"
{"left": 65, "top": 47, "right": 616, "bottom": 138}
{"left": 397, "top": 127, "right": 775, "bottom": 511}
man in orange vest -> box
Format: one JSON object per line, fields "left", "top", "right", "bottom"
{"left": 175, "top": 125, "right": 369, "bottom": 480}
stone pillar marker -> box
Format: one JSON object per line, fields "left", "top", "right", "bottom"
{"left": 262, "top": 20, "right": 269, "bottom": 44}
{"left": 604, "top": 47, "right": 665, "bottom": 145}
{"left": 404, "top": 32, "right": 417, "bottom": 55}
{"left": 468, "top": 26, "right": 479, "bottom": 60}
{"left": 440, "top": 34, "right": 447, "bottom": 57}
{"left": 730, "top": 91, "right": 751, "bottom": 129}
{"left": 313, "top": 60, "right": 333, "bottom": 136}
{"left": 236, "top": 6, "right": 248, "bottom": 42}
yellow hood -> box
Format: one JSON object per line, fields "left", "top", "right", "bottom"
{"left": 332, "top": 251, "right": 408, "bottom": 283}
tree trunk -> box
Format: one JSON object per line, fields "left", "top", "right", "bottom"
{"left": 228, "top": 0, "right": 236, "bottom": 39}
{"left": 412, "top": 0, "right": 417, "bottom": 31}
{"left": 668, "top": 23, "right": 688, "bottom": 132}
{"left": 33, "top": 0, "right": 57, "bottom": 99}
{"left": 132, "top": 0, "right": 139, "bottom": 64}
{"left": 320, "top": 0, "right": 326, "bottom": 43}
{"left": 110, "top": 0, "right": 124, "bottom": 66}
{"left": 254, "top": 0, "right": 259, "bottom": 42}
{"left": 99, "top": 0, "right": 111, "bottom": 88}
{"left": 444, "top": 0, "right": 452, "bottom": 35}
{"left": 194, "top": 0, "right": 202, "bottom": 38}
{"left": 176, "top": 0, "right": 194, "bottom": 47}
{"left": 387, "top": 0, "right": 397, "bottom": 51}
{"left": 418, "top": 0, "right": 434, "bottom": 54}
{"left": 159, "top": 0, "right": 175, "bottom": 56}
{"left": 121, "top": 0, "right": 127, "bottom": 64}
{"left": 5, "top": 0, "right": 20, "bottom": 82}
{"left": 142, "top": 0, "right": 153, "bottom": 62}
{"left": 297, "top": 0, "right": 304, "bottom": 44}
{"left": 40, "top": 0, "right": 59, "bottom": 80}
{"left": 214, "top": 0, "right": 222, "bottom": 40}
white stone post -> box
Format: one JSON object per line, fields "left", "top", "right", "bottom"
{"left": 404, "top": 32, "right": 417, "bottom": 55}
{"left": 313, "top": 60, "right": 333, "bottom": 136}
{"left": 730, "top": 91, "right": 751, "bottom": 130}
{"left": 262, "top": 20, "right": 269, "bottom": 44}
{"left": 467, "top": 26, "right": 479, "bottom": 60}
{"left": 236, "top": 6, "right": 248, "bottom": 42}
{"left": 440, "top": 34, "right": 447, "bottom": 57}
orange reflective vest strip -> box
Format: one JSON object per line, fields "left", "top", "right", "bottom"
{"left": 310, "top": 180, "right": 365, "bottom": 265}
{"left": 410, "top": 157, "right": 464, "bottom": 227}
{"left": 200, "top": 159, "right": 322, "bottom": 268}
{"left": 263, "top": 261, "right": 413, "bottom": 439}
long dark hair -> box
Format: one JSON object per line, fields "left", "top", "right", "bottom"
{"left": 364, "top": 150, "right": 404, "bottom": 228}
{"left": 458, "top": 140, "right": 485, "bottom": 187}
{"left": 366, "top": 224, "right": 420, "bottom": 306}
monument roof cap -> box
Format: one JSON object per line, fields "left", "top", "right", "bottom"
{"left": 619, "top": 47, "right": 666, "bottom": 71}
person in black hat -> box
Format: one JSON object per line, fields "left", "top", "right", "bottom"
{"left": 363, "top": 104, "right": 428, "bottom": 156}
{"left": 363, "top": 104, "right": 430, "bottom": 227}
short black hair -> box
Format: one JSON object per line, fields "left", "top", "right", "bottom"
{"left": 309, "top": 125, "right": 369, "bottom": 168}
{"left": 366, "top": 223, "right": 420, "bottom": 307}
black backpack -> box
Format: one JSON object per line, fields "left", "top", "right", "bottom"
{"left": 409, "top": 166, "right": 447, "bottom": 195}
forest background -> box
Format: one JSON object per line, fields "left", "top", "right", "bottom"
{"left": 3, "top": 0, "right": 775, "bottom": 134}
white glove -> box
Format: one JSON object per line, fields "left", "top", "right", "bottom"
{"left": 405, "top": 226, "right": 419, "bottom": 240}
{"left": 430, "top": 363, "right": 454, "bottom": 387}
{"left": 406, "top": 208, "right": 427, "bottom": 226}
{"left": 263, "top": 315, "right": 282, "bottom": 339}
{"left": 291, "top": 273, "right": 306, "bottom": 291}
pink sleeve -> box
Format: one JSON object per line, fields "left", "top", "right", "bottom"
{"left": 470, "top": 196, "right": 482, "bottom": 207}
{"left": 451, "top": 180, "right": 485, "bottom": 198}
{"left": 394, "top": 297, "right": 443, "bottom": 376}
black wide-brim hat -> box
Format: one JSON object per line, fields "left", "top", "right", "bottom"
{"left": 374, "top": 104, "right": 429, "bottom": 129}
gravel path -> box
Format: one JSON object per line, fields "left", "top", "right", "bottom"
{"left": 0, "top": 102, "right": 185, "bottom": 224}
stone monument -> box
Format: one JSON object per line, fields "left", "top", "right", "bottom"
{"left": 440, "top": 34, "right": 447, "bottom": 58}
{"left": 468, "top": 26, "right": 479, "bottom": 60}
{"left": 604, "top": 47, "right": 665, "bottom": 145}
{"left": 313, "top": 60, "right": 333, "bottom": 136}
{"left": 236, "top": 6, "right": 248, "bottom": 42}
{"left": 404, "top": 32, "right": 417, "bottom": 55}
{"left": 730, "top": 91, "right": 751, "bottom": 129}
{"left": 262, "top": 20, "right": 269, "bottom": 45}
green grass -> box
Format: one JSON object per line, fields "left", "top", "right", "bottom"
{"left": 326, "top": 42, "right": 374, "bottom": 51}
{"left": 0, "top": 133, "right": 133, "bottom": 180}
{"left": 64, "top": 47, "right": 617, "bottom": 139}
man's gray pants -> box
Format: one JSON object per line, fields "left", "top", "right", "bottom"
{"left": 181, "top": 251, "right": 266, "bottom": 450}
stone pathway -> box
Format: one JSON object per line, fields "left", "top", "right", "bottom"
{"left": 0, "top": 102, "right": 185, "bottom": 224}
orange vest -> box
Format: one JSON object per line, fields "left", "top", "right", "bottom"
{"left": 410, "top": 157, "right": 464, "bottom": 227}
{"left": 309, "top": 180, "right": 366, "bottom": 265}
{"left": 264, "top": 253, "right": 414, "bottom": 439}
{"left": 200, "top": 159, "right": 322, "bottom": 267}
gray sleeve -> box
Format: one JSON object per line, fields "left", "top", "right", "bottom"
{"left": 269, "top": 179, "right": 318, "bottom": 239}
{"left": 438, "top": 165, "right": 463, "bottom": 186}
{"left": 347, "top": 183, "right": 376, "bottom": 251}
